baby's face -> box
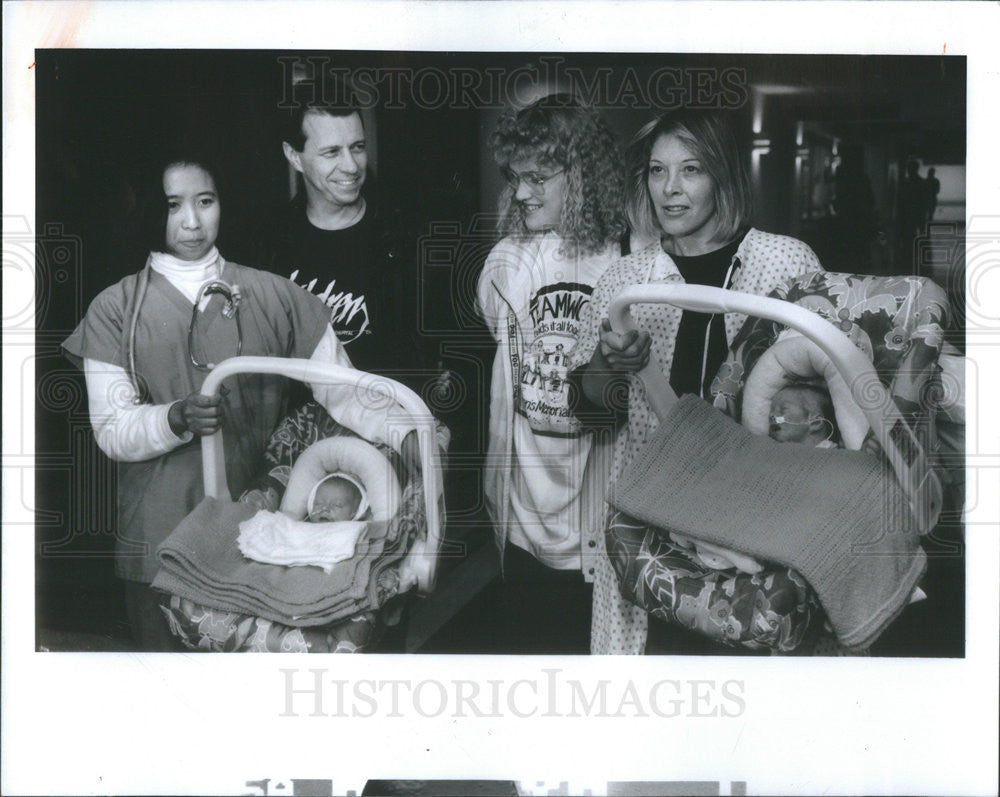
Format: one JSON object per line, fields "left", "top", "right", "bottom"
{"left": 769, "top": 391, "right": 814, "bottom": 444}
{"left": 309, "top": 478, "right": 361, "bottom": 522}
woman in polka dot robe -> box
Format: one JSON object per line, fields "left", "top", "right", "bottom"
{"left": 572, "top": 108, "right": 825, "bottom": 654}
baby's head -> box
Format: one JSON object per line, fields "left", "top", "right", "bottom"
{"left": 769, "top": 383, "right": 837, "bottom": 446}
{"left": 306, "top": 473, "right": 365, "bottom": 523}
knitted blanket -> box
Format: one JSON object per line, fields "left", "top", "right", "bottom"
{"left": 152, "top": 497, "right": 407, "bottom": 627}
{"left": 612, "top": 394, "right": 926, "bottom": 649}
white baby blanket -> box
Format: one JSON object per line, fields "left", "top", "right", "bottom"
{"left": 238, "top": 510, "right": 367, "bottom": 574}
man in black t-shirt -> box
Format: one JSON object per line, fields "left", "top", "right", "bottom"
{"left": 257, "top": 100, "right": 430, "bottom": 386}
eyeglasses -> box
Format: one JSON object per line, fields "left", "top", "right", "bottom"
{"left": 500, "top": 167, "right": 565, "bottom": 196}
{"left": 189, "top": 280, "right": 243, "bottom": 370}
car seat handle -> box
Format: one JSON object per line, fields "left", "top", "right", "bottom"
{"left": 199, "top": 356, "right": 443, "bottom": 593}
{"left": 607, "top": 284, "right": 942, "bottom": 533}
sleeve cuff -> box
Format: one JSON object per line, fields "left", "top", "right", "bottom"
{"left": 567, "top": 365, "right": 627, "bottom": 427}
{"left": 158, "top": 402, "right": 193, "bottom": 445}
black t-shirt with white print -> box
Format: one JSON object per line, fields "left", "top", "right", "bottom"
{"left": 257, "top": 199, "right": 426, "bottom": 383}
{"left": 668, "top": 231, "right": 747, "bottom": 397}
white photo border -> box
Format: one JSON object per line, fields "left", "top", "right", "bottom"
{"left": 3, "top": 2, "right": 998, "bottom": 796}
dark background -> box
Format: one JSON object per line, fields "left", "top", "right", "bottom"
{"left": 34, "top": 50, "right": 966, "bottom": 654}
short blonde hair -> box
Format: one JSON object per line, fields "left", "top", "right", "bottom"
{"left": 625, "top": 109, "right": 753, "bottom": 244}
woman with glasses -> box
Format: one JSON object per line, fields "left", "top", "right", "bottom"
{"left": 573, "top": 108, "right": 824, "bottom": 654}
{"left": 475, "top": 94, "right": 629, "bottom": 653}
{"left": 62, "top": 152, "right": 417, "bottom": 650}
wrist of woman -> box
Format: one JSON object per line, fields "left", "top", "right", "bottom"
{"left": 582, "top": 350, "right": 617, "bottom": 408}
{"left": 167, "top": 400, "right": 188, "bottom": 437}
{"left": 589, "top": 345, "right": 611, "bottom": 371}
{"left": 569, "top": 365, "right": 623, "bottom": 425}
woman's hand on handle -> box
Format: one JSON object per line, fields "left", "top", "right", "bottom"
{"left": 168, "top": 392, "right": 223, "bottom": 437}
{"left": 598, "top": 319, "right": 651, "bottom": 371}
{"left": 580, "top": 319, "right": 651, "bottom": 410}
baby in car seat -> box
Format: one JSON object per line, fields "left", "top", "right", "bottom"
{"left": 671, "top": 382, "right": 842, "bottom": 572}
{"left": 237, "top": 434, "right": 398, "bottom": 573}
{"left": 306, "top": 473, "right": 369, "bottom": 523}
{"left": 768, "top": 383, "right": 839, "bottom": 448}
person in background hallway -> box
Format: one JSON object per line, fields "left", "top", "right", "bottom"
{"left": 897, "top": 159, "right": 928, "bottom": 272}
{"left": 925, "top": 167, "right": 940, "bottom": 223}
{"left": 831, "top": 145, "right": 879, "bottom": 273}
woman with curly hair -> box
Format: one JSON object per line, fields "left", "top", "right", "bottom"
{"left": 574, "top": 108, "right": 823, "bottom": 654}
{"left": 475, "top": 93, "right": 629, "bottom": 653}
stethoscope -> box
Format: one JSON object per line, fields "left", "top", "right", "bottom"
{"left": 126, "top": 255, "right": 243, "bottom": 398}
{"left": 187, "top": 279, "right": 243, "bottom": 369}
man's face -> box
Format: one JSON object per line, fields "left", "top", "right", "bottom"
{"left": 284, "top": 111, "right": 367, "bottom": 212}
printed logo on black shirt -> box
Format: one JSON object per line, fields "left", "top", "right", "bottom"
{"left": 290, "top": 270, "right": 371, "bottom": 344}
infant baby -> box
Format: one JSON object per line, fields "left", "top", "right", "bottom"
{"left": 306, "top": 473, "right": 369, "bottom": 523}
{"left": 768, "top": 383, "right": 838, "bottom": 448}
{"left": 237, "top": 470, "right": 371, "bottom": 573}
{"left": 672, "top": 382, "right": 841, "bottom": 573}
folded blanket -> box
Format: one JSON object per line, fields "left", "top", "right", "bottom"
{"left": 237, "top": 510, "right": 367, "bottom": 573}
{"left": 152, "top": 498, "right": 407, "bottom": 626}
{"left": 612, "top": 394, "right": 926, "bottom": 649}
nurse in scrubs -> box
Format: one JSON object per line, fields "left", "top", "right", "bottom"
{"left": 62, "top": 153, "right": 416, "bottom": 650}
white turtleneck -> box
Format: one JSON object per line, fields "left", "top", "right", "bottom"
{"left": 83, "top": 253, "right": 350, "bottom": 462}
{"left": 148, "top": 247, "right": 222, "bottom": 308}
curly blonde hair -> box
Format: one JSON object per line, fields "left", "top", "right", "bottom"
{"left": 489, "top": 94, "right": 627, "bottom": 256}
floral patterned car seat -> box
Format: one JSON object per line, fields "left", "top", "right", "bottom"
{"left": 605, "top": 271, "right": 958, "bottom": 654}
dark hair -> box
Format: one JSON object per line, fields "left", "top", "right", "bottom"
{"left": 489, "top": 93, "right": 626, "bottom": 256}
{"left": 282, "top": 76, "right": 364, "bottom": 152}
{"left": 135, "top": 150, "right": 227, "bottom": 255}
{"left": 625, "top": 108, "right": 753, "bottom": 244}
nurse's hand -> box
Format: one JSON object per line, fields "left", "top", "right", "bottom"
{"left": 597, "top": 319, "right": 651, "bottom": 372}
{"left": 168, "top": 392, "right": 223, "bottom": 437}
